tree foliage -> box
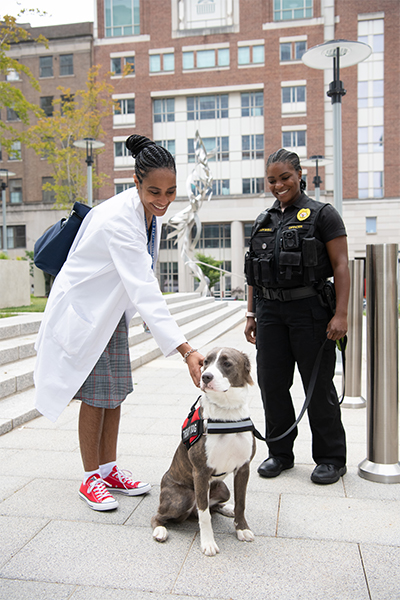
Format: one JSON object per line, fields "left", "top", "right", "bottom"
{"left": 0, "top": 11, "right": 47, "bottom": 151}
{"left": 195, "top": 252, "right": 224, "bottom": 289}
{"left": 25, "top": 66, "right": 115, "bottom": 208}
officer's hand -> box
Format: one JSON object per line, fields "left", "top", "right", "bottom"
{"left": 326, "top": 314, "right": 347, "bottom": 341}
{"left": 244, "top": 317, "right": 256, "bottom": 345}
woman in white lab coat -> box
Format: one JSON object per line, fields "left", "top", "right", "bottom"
{"left": 34, "top": 135, "right": 203, "bottom": 511}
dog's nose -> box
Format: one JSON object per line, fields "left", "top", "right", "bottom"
{"left": 202, "top": 372, "right": 214, "bottom": 385}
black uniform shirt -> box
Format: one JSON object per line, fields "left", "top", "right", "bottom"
{"left": 269, "top": 193, "right": 347, "bottom": 244}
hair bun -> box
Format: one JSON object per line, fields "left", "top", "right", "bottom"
{"left": 125, "top": 134, "right": 156, "bottom": 158}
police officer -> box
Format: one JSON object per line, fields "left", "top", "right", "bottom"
{"left": 244, "top": 148, "right": 350, "bottom": 485}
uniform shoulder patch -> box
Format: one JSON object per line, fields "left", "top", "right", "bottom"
{"left": 297, "top": 208, "right": 311, "bottom": 221}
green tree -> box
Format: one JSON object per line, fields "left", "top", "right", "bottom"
{"left": 0, "top": 11, "right": 47, "bottom": 153}
{"left": 195, "top": 252, "right": 224, "bottom": 289}
{"left": 25, "top": 66, "right": 115, "bottom": 208}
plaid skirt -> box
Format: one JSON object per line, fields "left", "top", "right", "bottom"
{"left": 74, "top": 315, "right": 133, "bottom": 409}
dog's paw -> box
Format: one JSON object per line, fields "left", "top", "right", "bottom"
{"left": 153, "top": 526, "right": 168, "bottom": 542}
{"left": 201, "top": 540, "right": 220, "bottom": 556}
{"left": 215, "top": 503, "right": 235, "bottom": 518}
{"left": 236, "top": 529, "right": 255, "bottom": 542}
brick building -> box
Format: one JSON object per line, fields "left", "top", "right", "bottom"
{"left": 92, "top": 0, "right": 400, "bottom": 295}
{"left": 2, "top": 1, "right": 399, "bottom": 297}
{"left": 1, "top": 22, "right": 93, "bottom": 256}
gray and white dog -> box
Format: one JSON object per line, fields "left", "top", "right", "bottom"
{"left": 151, "top": 347, "right": 256, "bottom": 556}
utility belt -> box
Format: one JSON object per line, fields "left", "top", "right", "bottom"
{"left": 260, "top": 285, "right": 319, "bottom": 302}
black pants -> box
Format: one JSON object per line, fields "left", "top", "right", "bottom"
{"left": 256, "top": 294, "right": 346, "bottom": 467}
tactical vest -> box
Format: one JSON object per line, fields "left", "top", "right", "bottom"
{"left": 245, "top": 196, "right": 333, "bottom": 289}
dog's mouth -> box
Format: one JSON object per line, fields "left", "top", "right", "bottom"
{"left": 200, "top": 380, "right": 229, "bottom": 393}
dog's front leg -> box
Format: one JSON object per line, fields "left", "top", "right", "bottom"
{"left": 233, "top": 462, "right": 254, "bottom": 543}
{"left": 193, "top": 471, "right": 219, "bottom": 556}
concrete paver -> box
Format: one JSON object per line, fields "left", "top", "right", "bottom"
{"left": 0, "top": 321, "right": 399, "bottom": 599}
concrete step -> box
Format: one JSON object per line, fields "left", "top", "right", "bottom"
{"left": 0, "top": 294, "right": 246, "bottom": 435}
{"left": 0, "top": 313, "right": 43, "bottom": 341}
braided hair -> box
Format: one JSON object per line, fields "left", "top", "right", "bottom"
{"left": 266, "top": 148, "right": 306, "bottom": 192}
{"left": 125, "top": 134, "right": 176, "bottom": 184}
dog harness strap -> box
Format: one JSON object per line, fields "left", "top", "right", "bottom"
{"left": 182, "top": 397, "right": 203, "bottom": 450}
{"left": 206, "top": 418, "right": 255, "bottom": 435}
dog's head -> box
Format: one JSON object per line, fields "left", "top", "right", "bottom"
{"left": 200, "top": 347, "right": 253, "bottom": 393}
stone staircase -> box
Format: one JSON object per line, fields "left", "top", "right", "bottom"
{"left": 0, "top": 293, "right": 245, "bottom": 435}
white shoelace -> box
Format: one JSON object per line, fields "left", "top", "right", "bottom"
{"left": 113, "top": 467, "right": 135, "bottom": 489}
{"left": 88, "top": 477, "right": 113, "bottom": 501}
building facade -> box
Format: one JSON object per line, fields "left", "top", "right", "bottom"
{"left": 1, "top": 22, "right": 93, "bottom": 257}
{"left": 2, "top": 1, "right": 399, "bottom": 297}
{"left": 93, "top": 0, "right": 400, "bottom": 295}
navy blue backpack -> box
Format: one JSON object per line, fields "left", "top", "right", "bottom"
{"left": 34, "top": 201, "right": 91, "bottom": 277}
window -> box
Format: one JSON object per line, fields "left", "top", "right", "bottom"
{"left": 9, "top": 141, "right": 21, "bottom": 161}
{"left": 274, "top": 0, "right": 313, "bottom": 21}
{"left": 358, "top": 172, "right": 383, "bottom": 199}
{"left": 6, "top": 107, "right": 19, "bottom": 121}
{"left": 160, "top": 224, "right": 176, "bottom": 250}
{"left": 183, "top": 47, "right": 230, "bottom": 70}
{"left": 187, "top": 95, "right": 228, "bottom": 120}
{"left": 61, "top": 94, "right": 74, "bottom": 115}
{"left": 241, "top": 92, "right": 263, "bottom": 116}
{"left": 242, "top": 178, "right": 264, "bottom": 194}
{"left": 42, "top": 177, "right": 55, "bottom": 203}
{"left": 366, "top": 217, "right": 377, "bottom": 234}
{"left": 153, "top": 98, "right": 175, "bottom": 123}
{"left": 110, "top": 55, "right": 135, "bottom": 76}
{"left": 358, "top": 126, "right": 383, "bottom": 153}
{"left": 40, "top": 96, "right": 53, "bottom": 117}
{"left": 115, "top": 182, "right": 134, "bottom": 195}
{"left": 39, "top": 56, "right": 53, "bottom": 77}
{"left": 212, "top": 179, "right": 230, "bottom": 196}
{"left": 192, "top": 223, "right": 231, "bottom": 249}
{"left": 113, "top": 97, "right": 135, "bottom": 126}
{"left": 149, "top": 52, "right": 174, "bottom": 73}
{"left": 358, "top": 79, "right": 384, "bottom": 108}
{"left": 282, "top": 130, "right": 306, "bottom": 148}
{"left": 155, "top": 140, "right": 176, "bottom": 158}
{"left": 242, "top": 135, "right": 264, "bottom": 160}
{"left": 188, "top": 137, "right": 229, "bottom": 162}
{"left": 105, "top": 0, "right": 140, "bottom": 37}
{"left": 238, "top": 44, "right": 264, "bottom": 65}
{"left": 0, "top": 225, "right": 26, "bottom": 249}
{"left": 282, "top": 85, "right": 306, "bottom": 113}
{"left": 280, "top": 40, "right": 307, "bottom": 61}
{"left": 159, "top": 262, "right": 178, "bottom": 293}
{"left": 9, "top": 179, "right": 22, "bottom": 204}
{"left": 60, "top": 54, "right": 73, "bottom": 76}
{"left": 114, "top": 141, "right": 132, "bottom": 168}
{"left": 244, "top": 223, "right": 253, "bottom": 247}
{"left": 6, "top": 68, "right": 20, "bottom": 81}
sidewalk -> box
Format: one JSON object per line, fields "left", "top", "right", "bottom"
{"left": 0, "top": 321, "right": 399, "bottom": 600}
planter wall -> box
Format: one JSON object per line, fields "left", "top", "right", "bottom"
{"left": 0, "top": 260, "right": 30, "bottom": 309}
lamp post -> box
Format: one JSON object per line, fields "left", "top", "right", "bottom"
{"left": 302, "top": 40, "right": 371, "bottom": 215}
{"left": 73, "top": 137, "right": 105, "bottom": 207}
{"left": 0, "top": 169, "right": 16, "bottom": 254}
{"left": 301, "top": 155, "right": 332, "bottom": 202}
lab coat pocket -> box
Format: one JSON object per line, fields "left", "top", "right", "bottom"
{"left": 52, "top": 304, "right": 94, "bottom": 356}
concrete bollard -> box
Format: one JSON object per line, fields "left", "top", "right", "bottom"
{"left": 342, "top": 259, "right": 366, "bottom": 408}
{"left": 358, "top": 244, "right": 400, "bottom": 483}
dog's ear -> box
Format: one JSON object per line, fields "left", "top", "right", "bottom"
{"left": 241, "top": 352, "right": 254, "bottom": 386}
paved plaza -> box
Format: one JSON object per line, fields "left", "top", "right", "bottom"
{"left": 0, "top": 321, "right": 400, "bottom": 600}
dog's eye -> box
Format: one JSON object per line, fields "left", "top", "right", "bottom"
{"left": 223, "top": 361, "right": 232, "bottom": 368}
{"left": 203, "top": 359, "right": 209, "bottom": 366}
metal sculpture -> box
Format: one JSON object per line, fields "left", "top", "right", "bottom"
{"left": 167, "top": 130, "right": 213, "bottom": 295}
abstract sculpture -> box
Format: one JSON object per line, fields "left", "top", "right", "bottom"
{"left": 167, "top": 130, "right": 213, "bottom": 296}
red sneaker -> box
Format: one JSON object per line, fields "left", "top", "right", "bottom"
{"left": 103, "top": 466, "right": 151, "bottom": 496}
{"left": 79, "top": 474, "right": 119, "bottom": 511}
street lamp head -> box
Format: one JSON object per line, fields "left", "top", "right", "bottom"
{"left": 302, "top": 39, "right": 372, "bottom": 70}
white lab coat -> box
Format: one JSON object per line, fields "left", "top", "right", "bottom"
{"left": 34, "top": 187, "right": 186, "bottom": 422}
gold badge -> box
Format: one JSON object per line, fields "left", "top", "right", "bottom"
{"left": 297, "top": 208, "right": 311, "bottom": 221}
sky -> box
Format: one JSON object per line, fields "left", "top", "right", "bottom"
{"left": 4, "top": 0, "right": 95, "bottom": 27}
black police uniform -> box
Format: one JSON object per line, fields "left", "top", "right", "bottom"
{"left": 245, "top": 192, "right": 346, "bottom": 468}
